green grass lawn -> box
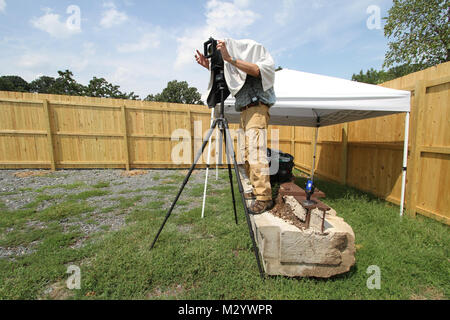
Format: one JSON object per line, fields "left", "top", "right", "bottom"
{"left": 0, "top": 169, "right": 448, "bottom": 300}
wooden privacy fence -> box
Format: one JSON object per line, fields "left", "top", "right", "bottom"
{"left": 0, "top": 92, "right": 227, "bottom": 170}
{"left": 0, "top": 62, "right": 449, "bottom": 224}
{"left": 0, "top": 92, "right": 295, "bottom": 170}
{"left": 293, "top": 62, "right": 449, "bottom": 225}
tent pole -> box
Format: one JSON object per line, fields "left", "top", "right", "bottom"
{"left": 302, "top": 117, "right": 320, "bottom": 207}
{"left": 400, "top": 111, "right": 410, "bottom": 217}
{"left": 201, "top": 109, "right": 215, "bottom": 218}
{"left": 310, "top": 119, "right": 320, "bottom": 181}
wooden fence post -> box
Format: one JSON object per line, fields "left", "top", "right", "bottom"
{"left": 405, "top": 80, "right": 426, "bottom": 217}
{"left": 340, "top": 123, "right": 348, "bottom": 185}
{"left": 121, "top": 105, "right": 130, "bottom": 171}
{"left": 43, "top": 99, "right": 56, "bottom": 171}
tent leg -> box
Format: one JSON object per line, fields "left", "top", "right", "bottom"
{"left": 400, "top": 112, "right": 410, "bottom": 217}
{"left": 310, "top": 125, "right": 319, "bottom": 181}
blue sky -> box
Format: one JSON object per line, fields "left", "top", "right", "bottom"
{"left": 0, "top": 0, "right": 393, "bottom": 99}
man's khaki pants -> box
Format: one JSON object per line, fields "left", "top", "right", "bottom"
{"left": 239, "top": 103, "right": 272, "bottom": 201}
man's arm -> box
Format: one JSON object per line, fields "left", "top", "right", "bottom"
{"left": 217, "top": 40, "right": 260, "bottom": 78}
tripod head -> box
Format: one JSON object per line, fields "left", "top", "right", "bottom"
{"left": 204, "top": 37, "right": 230, "bottom": 113}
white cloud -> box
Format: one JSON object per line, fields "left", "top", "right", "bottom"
{"left": 312, "top": 0, "right": 326, "bottom": 10}
{"left": 100, "top": 2, "right": 128, "bottom": 29}
{"left": 205, "top": 0, "right": 258, "bottom": 34}
{"left": 233, "top": 0, "right": 251, "bottom": 8}
{"left": 104, "top": 59, "right": 170, "bottom": 98}
{"left": 82, "top": 42, "right": 96, "bottom": 56}
{"left": 110, "top": 66, "right": 134, "bottom": 84}
{"left": 15, "top": 41, "right": 97, "bottom": 79}
{"left": 31, "top": 9, "right": 81, "bottom": 38}
{"left": 17, "top": 53, "right": 50, "bottom": 69}
{"left": 68, "top": 42, "right": 98, "bottom": 72}
{"left": 174, "top": 0, "right": 259, "bottom": 69}
{"left": 265, "top": 0, "right": 381, "bottom": 55}
{"left": 0, "top": 0, "right": 6, "bottom": 13}
{"left": 274, "top": 0, "right": 295, "bottom": 26}
{"left": 117, "top": 32, "right": 160, "bottom": 53}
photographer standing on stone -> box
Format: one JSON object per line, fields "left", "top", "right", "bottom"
{"left": 195, "top": 38, "right": 276, "bottom": 214}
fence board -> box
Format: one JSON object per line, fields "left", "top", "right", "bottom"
{"left": 42, "top": 100, "right": 56, "bottom": 171}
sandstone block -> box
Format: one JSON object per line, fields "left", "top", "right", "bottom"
{"left": 251, "top": 212, "right": 355, "bottom": 278}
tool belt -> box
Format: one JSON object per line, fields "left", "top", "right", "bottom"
{"left": 241, "top": 101, "right": 263, "bottom": 111}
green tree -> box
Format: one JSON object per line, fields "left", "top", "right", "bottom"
{"left": 384, "top": 0, "right": 449, "bottom": 68}
{"left": 1, "top": 71, "right": 141, "bottom": 99}
{"left": 352, "top": 68, "right": 389, "bottom": 84}
{"left": 0, "top": 76, "right": 30, "bottom": 92}
{"left": 384, "top": 63, "right": 427, "bottom": 79}
{"left": 29, "top": 76, "right": 58, "bottom": 94}
{"left": 27, "top": 72, "right": 84, "bottom": 96}
{"left": 52, "top": 70, "right": 85, "bottom": 96}
{"left": 84, "top": 77, "right": 139, "bottom": 100}
{"left": 352, "top": 63, "right": 428, "bottom": 84}
{"left": 145, "top": 80, "right": 204, "bottom": 105}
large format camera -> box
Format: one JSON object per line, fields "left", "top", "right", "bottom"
{"left": 204, "top": 37, "right": 230, "bottom": 108}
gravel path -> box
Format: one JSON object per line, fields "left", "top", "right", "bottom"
{"left": 0, "top": 168, "right": 230, "bottom": 259}
{"left": 0, "top": 169, "right": 225, "bottom": 209}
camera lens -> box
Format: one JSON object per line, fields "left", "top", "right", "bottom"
{"left": 207, "top": 44, "right": 213, "bottom": 56}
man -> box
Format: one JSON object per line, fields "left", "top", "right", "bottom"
{"left": 195, "top": 38, "right": 276, "bottom": 214}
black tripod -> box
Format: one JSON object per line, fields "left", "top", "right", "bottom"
{"left": 149, "top": 76, "right": 265, "bottom": 279}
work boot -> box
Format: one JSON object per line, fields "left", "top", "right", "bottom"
{"left": 249, "top": 200, "right": 274, "bottom": 215}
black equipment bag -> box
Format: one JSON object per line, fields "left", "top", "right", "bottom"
{"left": 267, "top": 148, "right": 294, "bottom": 184}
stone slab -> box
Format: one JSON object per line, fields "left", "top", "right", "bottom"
{"left": 252, "top": 212, "right": 355, "bottom": 277}
{"left": 238, "top": 166, "right": 355, "bottom": 278}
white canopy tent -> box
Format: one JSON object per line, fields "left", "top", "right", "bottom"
{"left": 221, "top": 68, "right": 410, "bottom": 126}
{"left": 202, "top": 69, "right": 411, "bottom": 216}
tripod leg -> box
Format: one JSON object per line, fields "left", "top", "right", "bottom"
{"left": 215, "top": 128, "right": 219, "bottom": 180}
{"left": 222, "top": 128, "right": 238, "bottom": 225}
{"left": 150, "top": 121, "right": 217, "bottom": 249}
{"left": 223, "top": 121, "right": 265, "bottom": 279}
{"left": 201, "top": 110, "right": 215, "bottom": 219}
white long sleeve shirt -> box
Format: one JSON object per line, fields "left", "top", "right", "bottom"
{"left": 206, "top": 38, "right": 276, "bottom": 98}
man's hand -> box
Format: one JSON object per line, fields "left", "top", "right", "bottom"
{"left": 195, "top": 50, "right": 209, "bottom": 70}
{"left": 217, "top": 40, "right": 232, "bottom": 62}
{"left": 218, "top": 40, "right": 260, "bottom": 77}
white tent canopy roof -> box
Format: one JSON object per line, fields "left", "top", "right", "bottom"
{"left": 221, "top": 68, "right": 411, "bottom": 127}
